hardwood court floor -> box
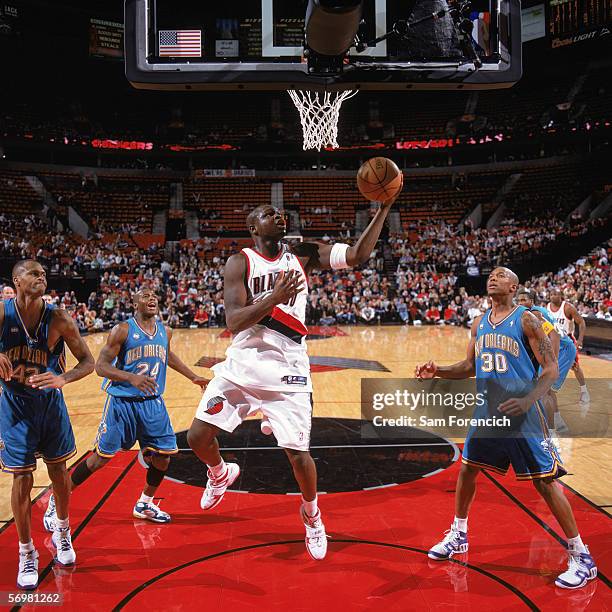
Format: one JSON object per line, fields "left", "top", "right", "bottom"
{"left": 1, "top": 326, "right": 610, "bottom": 521}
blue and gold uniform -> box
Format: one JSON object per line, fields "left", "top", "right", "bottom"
{"left": 95, "top": 317, "right": 177, "bottom": 457}
{"left": 0, "top": 298, "right": 76, "bottom": 472}
{"left": 530, "top": 305, "right": 577, "bottom": 393}
{"left": 463, "top": 305, "right": 565, "bottom": 480}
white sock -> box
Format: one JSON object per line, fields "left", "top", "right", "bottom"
{"left": 209, "top": 460, "right": 226, "bottom": 479}
{"left": 553, "top": 413, "right": 565, "bottom": 428}
{"left": 579, "top": 385, "right": 588, "bottom": 393}
{"left": 567, "top": 535, "right": 587, "bottom": 553}
{"left": 139, "top": 493, "right": 154, "bottom": 504}
{"left": 19, "top": 540, "right": 34, "bottom": 554}
{"left": 55, "top": 517, "right": 69, "bottom": 530}
{"left": 302, "top": 496, "right": 318, "bottom": 517}
{"left": 454, "top": 516, "right": 468, "bottom": 532}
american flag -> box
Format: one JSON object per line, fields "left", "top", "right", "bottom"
{"left": 158, "top": 30, "right": 202, "bottom": 57}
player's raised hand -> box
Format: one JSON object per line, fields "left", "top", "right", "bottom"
{"left": 0, "top": 353, "right": 13, "bottom": 381}
{"left": 381, "top": 173, "right": 404, "bottom": 209}
{"left": 129, "top": 373, "right": 158, "bottom": 395}
{"left": 29, "top": 372, "right": 66, "bottom": 390}
{"left": 415, "top": 360, "right": 437, "bottom": 380}
{"left": 271, "top": 270, "right": 304, "bottom": 305}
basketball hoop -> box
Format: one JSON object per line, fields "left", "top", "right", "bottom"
{"left": 288, "top": 89, "right": 358, "bottom": 151}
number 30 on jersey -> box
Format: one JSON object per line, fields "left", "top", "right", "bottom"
{"left": 480, "top": 352, "right": 508, "bottom": 373}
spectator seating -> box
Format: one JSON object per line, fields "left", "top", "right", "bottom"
{"left": 0, "top": 170, "right": 41, "bottom": 215}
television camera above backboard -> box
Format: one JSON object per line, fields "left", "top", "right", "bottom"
{"left": 125, "top": 0, "right": 522, "bottom": 92}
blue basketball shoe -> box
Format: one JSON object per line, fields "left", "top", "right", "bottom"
{"left": 133, "top": 500, "right": 171, "bottom": 523}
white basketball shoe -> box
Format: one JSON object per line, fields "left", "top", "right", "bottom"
{"left": 17, "top": 549, "right": 39, "bottom": 590}
{"left": 52, "top": 527, "right": 76, "bottom": 566}
{"left": 301, "top": 506, "right": 328, "bottom": 560}
{"left": 200, "top": 463, "right": 241, "bottom": 510}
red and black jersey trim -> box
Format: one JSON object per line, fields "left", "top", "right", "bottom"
{"left": 259, "top": 307, "right": 307, "bottom": 344}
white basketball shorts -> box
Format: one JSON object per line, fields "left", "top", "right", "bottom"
{"left": 195, "top": 376, "right": 313, "bottom": 452}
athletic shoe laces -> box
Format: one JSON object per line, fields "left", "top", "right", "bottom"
{"left": 306, "top": 524, "right": 325, "bottom": 544}
{"left": 58, "top": 530, "right": 72, "bottom": 552}
{"left": 304, "top": 513, "right": 325, "bottom": 544}
{"left": 21, "top": 552, "right": 37, "bottom": 574}
{"left": 442, "top": 527, "right": 462, "bottom": 548}
{"left": 145, "top": 502, "right": 164, "bottom": 515}
{"left": 567, "top": 551, "right": 589, "bottom": 575}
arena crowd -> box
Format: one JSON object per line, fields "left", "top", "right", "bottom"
{"left": 1, "top": 212, "right": 609, "bottom": 330}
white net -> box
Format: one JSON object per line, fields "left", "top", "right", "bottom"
{"left": 288, "top": 89, "right": 358, "bottom": 151}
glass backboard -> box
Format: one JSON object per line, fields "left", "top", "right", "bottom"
{"left": 125, "top": 0, "right": 522, "bottom": 90}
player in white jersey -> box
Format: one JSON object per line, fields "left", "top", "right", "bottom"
{"left": 546, "top": 289, "right": 589, "bottom": 405}
{"left": 187, "top": 192, "right": 400, "bottom": 560}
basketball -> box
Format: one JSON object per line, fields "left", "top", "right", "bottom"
{"left": 357, "top": 157, "right": 403, "bottom": 202}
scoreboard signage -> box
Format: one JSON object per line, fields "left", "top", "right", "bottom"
{"left": 551, "top": 24, "right": 610, "bottom": 47}
{"left": 395, "top": 139, "right": 455, "bottom": 150}
{"left": 0, "top": 3, "right": 19, "bottom": 38}
{"left": 89, "top": 18, "right": 124, "bottom": 59}
{"left": 91, "top": 139, "right": 153, "bottom": 150}
{"left": 549, "top": 0, "right": 612, "bottom": 48}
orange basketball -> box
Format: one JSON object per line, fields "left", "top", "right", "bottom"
{"left": 357, "top": 157, "right": 403, "bottom": 202}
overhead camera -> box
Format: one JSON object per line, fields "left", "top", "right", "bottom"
{"left": 353, "top": 0, "right": 482, "bottom": 68}
{"left": 354, "top": 9, "right": 449, "bottom": 53}
{"left": 449, "top": 0, "right": 476, "bottom": 38}
{"left": 448, "top": 0, "right": 483, "bottom": 68}
{"left": 304, "top": 0, "right": 363, "bottom": 75}
{"left": 449, "top": 0, "right": 474, "bottom": 20}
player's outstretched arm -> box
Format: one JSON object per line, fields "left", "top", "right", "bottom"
{"left": 566, "top": 302, "right": 586, "bottom": 348}
{"left": 295, "top": 186, "right": 403, "bottom": 271}
{"left": 165, "top": 326, "right": 209, "bottom": 389}
{"left": 29, "top": 309, "right": 95, "bottom": 389}
{"left": 224, "top": 253, "right": 304, "bottom": 333}
{"left": 499, "top": 312, "right": 559, "bottom": 416}
{"left": 415, "top": 316, "right": 480, "bottom": 380}
{"left": 95, "top": 323, "right": 157, "bottom": 394}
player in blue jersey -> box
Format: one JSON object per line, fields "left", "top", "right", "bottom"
{"left": 0, "top": 260, "right": 95, "bottom": 590}
{"left": 517, "top": 289, "right": 577, "bottom": 437}
{"left": 44, "top": 288, "right": 208, "bottom": 528}
{"left": 2, "top": 285, "right": 16, "bottom": 300}
{"left": 416, "top": 267, "right": 597, "bottom": 589}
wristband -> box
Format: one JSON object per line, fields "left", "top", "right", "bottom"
{"left": 329, "top": 243, "right": 350, "bottom": 270}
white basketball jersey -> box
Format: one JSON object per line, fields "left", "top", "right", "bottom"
{"left": 546, "top": 301, "right": 574, "bottom": 335}
{"left": 213, "top": 244, "right": 311, "bottom": 392}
